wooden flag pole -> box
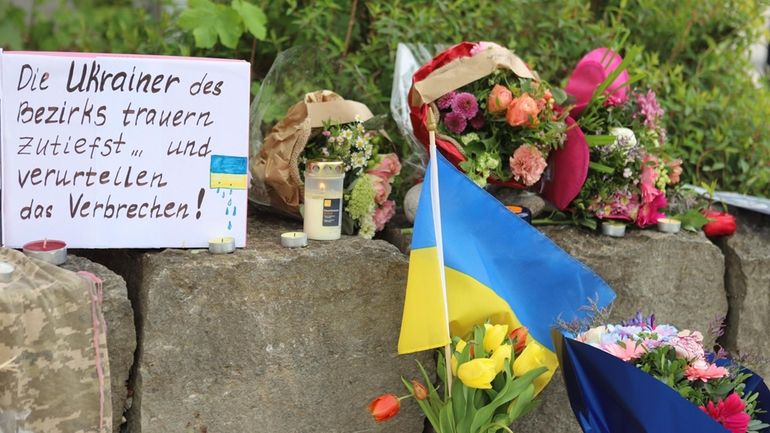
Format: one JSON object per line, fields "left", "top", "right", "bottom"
{"left": 427, "top": 106, "right": 453, "bottom": 394}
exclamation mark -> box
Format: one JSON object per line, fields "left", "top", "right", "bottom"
{"left": 196, "top": 188, "right": 205, "bottom": 219}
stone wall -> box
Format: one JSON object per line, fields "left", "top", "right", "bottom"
{"left": 69, "top": 207, "right": 768, "bottom": 433}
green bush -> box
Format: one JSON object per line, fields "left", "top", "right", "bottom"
{"left": 2, "top": 0, "right": 769, "bottom": 196}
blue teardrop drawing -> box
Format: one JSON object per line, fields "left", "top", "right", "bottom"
{"left": 217, "top": 188, "right": 221, "bottom": 194}
{"left": 233, "top": 207, "right": 237, "bottom": 216}
{"left": 228, "top": 221, "right": 232, "bottom": 230}
{"left": 229, "top": 190, "right": 232, "bottom": 196}
{"left": 225, "top": 208, "right": 229, "bottom": 216}
{"left": 227, "top": 199, "right": 232, "bottom": 206}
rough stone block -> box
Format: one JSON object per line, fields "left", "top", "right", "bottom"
{"left": 132, "top": 214, "right": 429, "bottom": 433}
{"left": 720, "top": 211, "right": 770, "bottom": 381}
{"left": 63, "top": 255, "right": 136, "bottom": 433}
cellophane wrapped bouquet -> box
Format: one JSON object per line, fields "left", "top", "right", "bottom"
{"left": 559, "top": 312, "right": 770, "bottom": 433}
{"left": 567, "top": 48, "right": 684, "bottom": 228}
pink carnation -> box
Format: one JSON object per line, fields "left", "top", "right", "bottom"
{"left": 685, "top": 359, "right": 730, "bottom": 382}
{"left": 667, "top": 330, "right": 705, "bottom": 361}
{"left": 373, "top": 200, "right": 396, "bottom": 231}
{"left": 367, "top": 153, "right": 401, "bottom": 181}
{"left": 509, "top": 145, "right": 547, "bottom": 186}
{"left": 368, "top": 174, "right": 392, "bottom": 206}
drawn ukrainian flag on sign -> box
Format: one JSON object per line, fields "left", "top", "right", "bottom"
{"left": 210, "top": 155, "right": 248, "bottom": 189}
{"left": 398, "top": 152, "right": 615, "bottom": 393}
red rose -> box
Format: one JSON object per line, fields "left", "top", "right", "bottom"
{"left": 702, "top": 210, "right": 737, "bottom": 237}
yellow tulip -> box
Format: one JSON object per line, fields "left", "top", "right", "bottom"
{"left": 483, "top": 324, "right": 509, "bottom": 353}
{"left": 451, "top": 355, "right": 458, "bottom": 376}
{"left": 457, "top": 358, "right": 497, "bottom": 389}
{"left": 512, "top": 342, "right": 553, "bottom": 394}
{"left": 455, "top": 338, "right": 467, "bottom": 354}
{"left": 490, "top": 344, "right": 512, "bottom": 373}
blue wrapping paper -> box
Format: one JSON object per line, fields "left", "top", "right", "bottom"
{"left": 553, "top": 331, "right": 770, "bottom": 433}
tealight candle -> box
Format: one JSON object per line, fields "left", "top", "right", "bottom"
{"left": 601, "top": 221, "right": 626, "bottom": 237}
{"left": 22, "top": 240, "right": 68, "bottom": 265}
{"left": 0, "top": 262, "right": 14, "bottom": 283}
{"left": 281, "top": 232, "right": 308, "bottom": 248}
{"left": 208, "top": 236, "right": 235, "bottom": 254}
{"left": 657, "top": 218, "right": 681, "bottom": 234}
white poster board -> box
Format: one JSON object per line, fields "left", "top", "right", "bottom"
{"left": 0, "top": 52, "right": 250, "bottom": 248}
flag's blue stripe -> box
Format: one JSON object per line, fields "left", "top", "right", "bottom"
{"left": 411, "top": 154, "right": 615, "bottom": 349}
{"left": 210, "top": 155, "right": 248, "bottom": 175}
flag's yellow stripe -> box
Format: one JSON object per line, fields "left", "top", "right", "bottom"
{"left": 445, "top": 266, "right": 557, "bottom": 395}
{"left": 398, "top": 246, "right": 557, "bottom": 393}
{"left": 210, "top": 173, "right": 248, "bottom": 189}
{"left": 398, "top": 247, "right": 450, "bottom": 354}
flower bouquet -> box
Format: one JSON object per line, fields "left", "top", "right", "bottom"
{"left": 251, "top": 90, "right": 400, "bottom": 238}
{"left": 564, "top": 48, "right": 684, "bottom": 229}
{"left": 369, "top": 323, "right": 549, "bottom": 432}
{"left": 555, "top": 313, "right": 770, "bottom": 433}
{"left": 409, "top": 41, "right": 590, "bottom": 210}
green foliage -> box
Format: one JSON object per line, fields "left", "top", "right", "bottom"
{"left": 3, "top": 0, "right": 770, "bottom": 196}
{"left": 178, "top": 0, "right": 266, "bottom": 49}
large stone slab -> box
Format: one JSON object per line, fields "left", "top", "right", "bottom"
{"left": 514, "top": 226, "right": 728, "bottom": 433}
{"left": 131, "top": 213, "right": 429, "bottom": 433}
{"left": 719, "top": 210, "right": 770, "bottom": 380}
{"left": 63, "top": 255, "right": 136, "bottom": 433}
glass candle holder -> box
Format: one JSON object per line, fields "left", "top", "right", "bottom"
{"left": 303, "top": 160, "right": 345, "bottom": 240}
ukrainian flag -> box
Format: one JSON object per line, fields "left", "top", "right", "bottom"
{"left": 398, "top": 152, "right": 615, "bottom": 393}
{"left": 210, "top": 155, "right": 248, "bottom": 189}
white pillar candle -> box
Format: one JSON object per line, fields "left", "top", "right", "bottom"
{"left": 601, "top": 221, "right": 626, "bottom": 237}
{"left": 303, "top": 161, "right": 345, "bottom": 241}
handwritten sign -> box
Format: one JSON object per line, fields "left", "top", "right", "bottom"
{"left": 0, "top": 52, "right": 250, "bottom": 248}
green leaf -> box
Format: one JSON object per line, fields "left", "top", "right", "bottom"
{"left": 469, "top": 367, "right": 547, "bottom": 433}
{"left": 178, "top": 0, "right": 243, "bottom": 49}
{"left": 585, "top": 135, "right": 617, "bottom": 147}
{"left": 588, "top": 161, "right": 615, "bottom": 174}
{"left": 672, "top": 209, "right": 709, "bottom": 232}
{"left": 550, "top": 87, "right": 567, "bottom": 105}
{"left": 401, "top": 376, "right": 440, "bottom": 431}
{"left": 231, "top": 0, "right": 267, "bottom": 40}
{"left": 439, "top": 400, "right": 456, "bottom": 433}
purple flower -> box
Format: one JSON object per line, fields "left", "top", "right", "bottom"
{"left": 470, "top": 113, "right": 485, "bottom": 129}
{"left": 443, "top": 111, "right": 467, "bottom": 134}
{"left": 451, "top": 92, "right": 479, "bottom": 119}
{"left": 621, "top": 312, "right": 656, "bottom": 329}
{"left": 635, "top": 90, "right": 664, "bottom": 130}
{"left": 437, "top": 91, "right": 457, "bottom": 110}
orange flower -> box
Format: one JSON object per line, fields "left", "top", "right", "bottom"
{"left": 411, "top": 380, "right": 428, "bottom": 400}
{"left": 488, "top": 84, "right": 513, "bottom": 114}
{"left": 509, "top": 326, "right": 529, "bottom": 355}
{"left": 506, "top": 93, "right": 541, "bottom": 128}
{"left": 367, "top": 394, "right": 400, "bottom": 423}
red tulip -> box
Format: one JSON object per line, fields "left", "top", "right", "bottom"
{"left": 367, "top": 394, "right": 400, "bottom": 423}
{"left": 411, "top": 379, "right": 428, "bottom": 400}
{"left": 702, "top": 210, "right": 737, "bottom": 237}
{"left": 509, "top": 326, "right": 529, "bottom": 355}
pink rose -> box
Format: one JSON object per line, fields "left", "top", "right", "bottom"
{"left": 509, "top": 145, "right": 547, "bottom": 186}
{"left": 487, "top": 84, "right": 513, "bottom": 114}
{"left": 368, "top": 174, "right": 392, "bottom": 206}
{"left": 373, "top": 200, "right": 396, "bottom": 231}
{"left": 367, "top": 153, "right": 401, "bottom": 181}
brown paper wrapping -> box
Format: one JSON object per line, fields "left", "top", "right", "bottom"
{"left": 250, "top": 90, "right": 373, "bottom": 216}
{"left": 411, "top": 45, "right": 537, "bottom": 106}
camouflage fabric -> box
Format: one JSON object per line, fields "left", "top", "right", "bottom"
{"left": 0, "top": 248, "right": 112, "bottom": 433}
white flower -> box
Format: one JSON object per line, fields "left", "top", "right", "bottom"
{"left": 610, "top": 127, "right": 638, "bottom": 150}
{"left": 354, "top": 136, "right": 366, "bottom": 150}
{"left": 623, "top": 168, "right": 633, "bottom": 178}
